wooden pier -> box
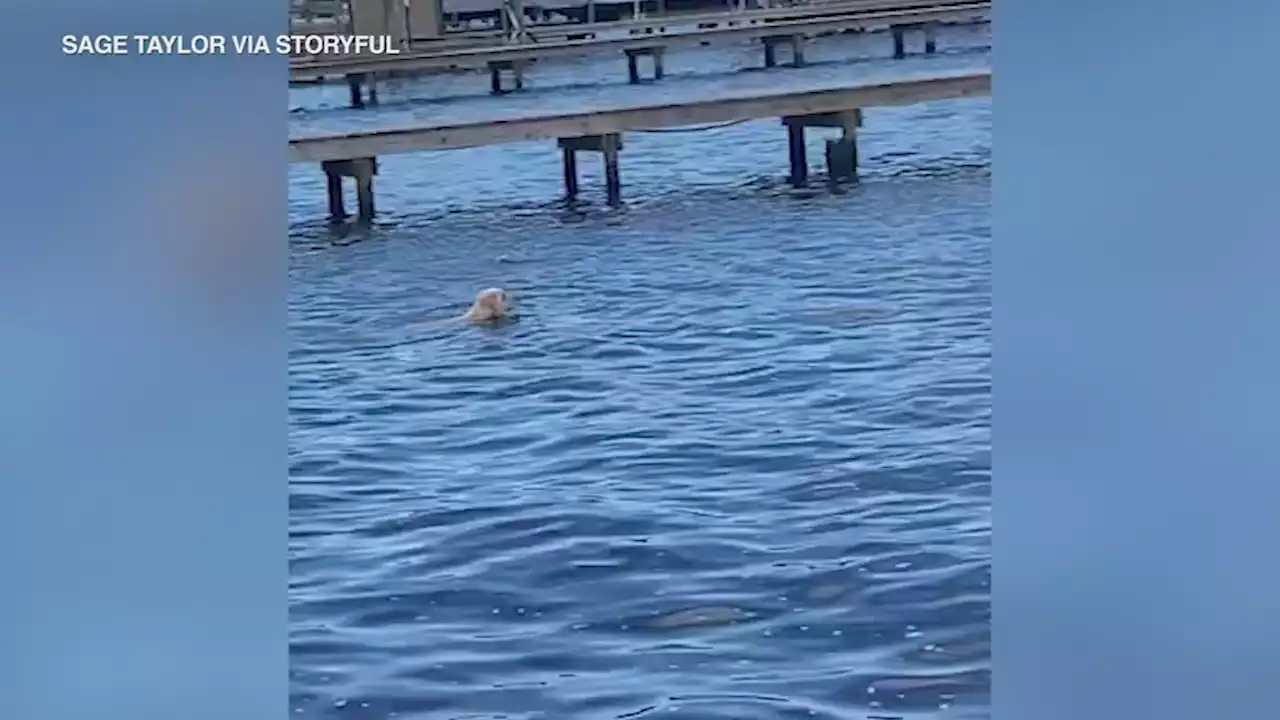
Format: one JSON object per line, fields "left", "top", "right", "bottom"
{"left": 434, "top": 0, "right": 979, "bottom": 45}
{"left": 289, "top": 69, "right": 990, "bottom": 222}
{"left": 290, "top": 0, "right": 983, "bottom": 48}
{"left": 293, "top": 1, "right": 988, "bottom": 107}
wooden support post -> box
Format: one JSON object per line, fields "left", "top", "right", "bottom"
{"left": 557, "top": 134, "right": 624, "bottom": 205}
{"left": 892, "top": 26, "right": 906, "bottom": 59}
{"left": 825, "top": 135, "right": 857, "bottom": 182}
{"left": 489, "top": 62, "right": 502, "bottom": 94}
{"left": 321, "top": 162, "right": 347, "bottom": 222}
{"left": 790, "top": 34, "right": 806, "bottom": 67}
{"left": 488, "top": 61, "right": 524, "bottom": 94}
{"left": 847, "top": 109, "right": 862, "bottom": 182}
{"left": 323, "top": 158, "right": 379, "bottom": 223}
{"left": 367, "top": 73, "right": 379, "bottom": 105}
{"left": 625, "top": 47, "right": 666, "bottom": 83}
{"left": 351, "top": 157, "right": 378, "bottom": 222}
{"left": 784, "top": 110, "right": 861, "bottom": 184}
{"left": 346, "top": 73, "right": 364, "bottom": 109}
{"left": 561, "top": 147, "right": 579, "bottom": 200}
{"left": 785, "top": 121, "right": 807, "bottom": 186}
{"left": 924, "top": 24, "right": 937, "bottom": 54}
{"left": 602, "top": 134, "right": 622, "bottom": 206}
{"left": 355, "top": 177, "right": 375, "bottom": 221}
{"left": 764, "top": 35, "right": 803, "bottom": 68}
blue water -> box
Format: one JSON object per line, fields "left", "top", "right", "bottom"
{"left": 290, "top": 22, "right": 991, "bottom": 720}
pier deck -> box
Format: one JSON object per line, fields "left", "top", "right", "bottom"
{"left": 290, "top": 69, "right": 989, "bottom": 222}
{"left": 290, "top": 0, "right": 978, "bottom": 47}
{"left": 430, "top": 0, "right": 979, "bottom": 45}
{"left": 290, "top": 1, "right": 989, "bottom": 82}
{"left": 290, "top": 70, "right": 988, "bottom": 160}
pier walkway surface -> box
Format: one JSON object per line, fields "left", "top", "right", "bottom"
{"left": 287, "top": 22, "right": 990, "bottom": 221}
{"left": 290, "top": 70, "right": 989, "bottom": 161}
{"left": 289, "top": 21, "right": 989, "bottom": 128}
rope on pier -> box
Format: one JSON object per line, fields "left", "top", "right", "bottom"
{"left": 633, "top": 118, "right": 754, "bottom": 134}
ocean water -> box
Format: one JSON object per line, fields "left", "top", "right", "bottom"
{"left": 290, "top": 22, "right": 991, "bottom": 720}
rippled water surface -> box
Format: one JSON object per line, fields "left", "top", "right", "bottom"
{"left": 290, "top": 22, "right": 990, "bottom": 719}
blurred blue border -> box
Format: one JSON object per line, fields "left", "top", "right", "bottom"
{"left": 998, "top": 1, "right": 1280, "bottom": 719}
{"left": 1, "top": 3, "right": 286, "bottom": 720}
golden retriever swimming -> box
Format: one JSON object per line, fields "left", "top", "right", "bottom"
{"left": 462, "top": 287, "right": 513, "bottom": 324}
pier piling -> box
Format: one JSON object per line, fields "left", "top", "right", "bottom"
{"left": 791, "top": 34, "right": 807, "bottom": 66}
{"left": 561, "top": 146, "right": 580, "bottom": 200}
{"left": 823, "top": 113, "right": 861, "bottom": 182}
{"left": 323, "top": 163, "right": 347, "bottom": 222}
{"left": 924, "top": 24, "right": 938, "bottom": 54}
{"left": 343, "top": 72, "right": 378, "bottom": 109}
{"left": 762, "top": 34, "right": 806, "bottom": 68}
{"left": 488, "top": 60, "right": 526, "bottom": 94}
{"left": 346, "top": 73, "right": 364, "bottom": 109}
{"left": 785, "top": 121, "right": 808, "bottom": 186}
{"left": 892, "top": 25, "right": 906, "bottom": 58}
{"left": 626, "top": 51, "right": 640, "bottom": 83}
{"left": 783, "top": 109, "right": 862, "bottom": 186}
{"left": 825, "top": 137, "right": 856, "bottom": 181}
{"left": 557, "top": 133, "right": 625, "bottom": 205}
{"left": 344, "top": 72, "right": 379, "bottom": 108}
{"left": 291, "top": 72, "right": 992, "bottom": 224}
{"left": 624, "top": 47, "right": 666, "bottom": 84}
{"left": 603, "top": 136, "right": 622, "bottom": 207}
{"left": 353, "top": 158, "right": 377, "bottom": 221}
{"left": 319, "top": 157, "right": 379, "bottom": 223}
